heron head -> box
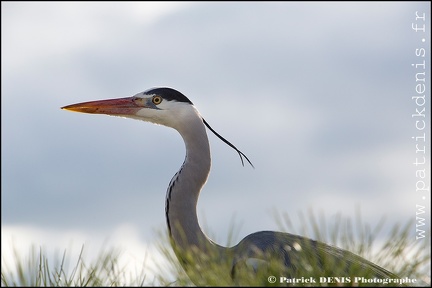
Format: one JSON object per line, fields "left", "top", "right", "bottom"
{"left": 61, "top": 87, "right": 199, "bottom": 129}
{"left": 62, "top": 87, "right": 254, "bottom": 167}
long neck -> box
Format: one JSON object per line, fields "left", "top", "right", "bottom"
{"left": 165, "top": 115, "right": 221, "bottom": 255}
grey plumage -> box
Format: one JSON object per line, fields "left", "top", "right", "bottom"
{"left": 62, "top": 87, "right": 400, "bottom": 285}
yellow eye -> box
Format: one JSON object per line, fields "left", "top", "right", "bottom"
{"left": 152, "top": 95, "right": 163, "bottom": 105}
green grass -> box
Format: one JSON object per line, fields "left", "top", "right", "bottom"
{"left": 155, "top": 211, "right": 430, "bottom": 286}
{"left": 2, "top": 211, "right": 430, "bottom": 286}
{"left": 1, "top": 244, "right": 148, "bottom": 286}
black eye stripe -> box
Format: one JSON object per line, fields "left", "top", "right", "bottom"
{"left": 144, "top": 88, "right": 193, "bottom": 104}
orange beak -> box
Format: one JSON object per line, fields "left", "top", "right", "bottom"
{"left": 61, "top": 97, "right": 143, "bottom": 116}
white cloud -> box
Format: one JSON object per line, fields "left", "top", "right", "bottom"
{"left": 2, "top": 2, "right": 193, "bottom": 72}
{"left": 1, "top": 224, "right": 168, "bottom": 285}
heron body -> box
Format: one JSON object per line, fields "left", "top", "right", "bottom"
{"left": 62, "top": 87, "right": 399, "bottom": 285}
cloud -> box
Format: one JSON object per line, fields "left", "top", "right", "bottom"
{"left": 1, "top": 224, "right": 165, "bottom": 285}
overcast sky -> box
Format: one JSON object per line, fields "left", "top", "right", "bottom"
{"left": 2, "top": 1, "right": 430, "bottom": 284}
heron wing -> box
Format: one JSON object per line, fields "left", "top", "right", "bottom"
{"left": 230, "top": 231, "right": 398, "bottom": 279}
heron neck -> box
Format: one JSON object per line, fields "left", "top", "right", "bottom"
{"left": 165, "top": 116, "right": 219, "bottom": 255}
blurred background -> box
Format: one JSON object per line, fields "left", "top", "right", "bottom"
{"left": 2, "top": 1, "right": 430, "bottom": 283}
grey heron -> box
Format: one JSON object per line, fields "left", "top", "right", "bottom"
{"left": 62, "top": 87, "right": 399, "bottom": 285}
